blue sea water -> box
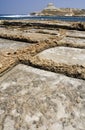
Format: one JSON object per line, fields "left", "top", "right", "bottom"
{"left": 0, "top": 14, "right": 85, "bottom": 22}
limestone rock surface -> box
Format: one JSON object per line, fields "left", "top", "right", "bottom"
{"left": 0, "top": 38, "right": 30, "bottom": 54}
{"left": 0, "top": 64, "right": 85, "bottom": 130}
{"left": 32, "top": 47, "right": 85, "bottom": 79}
{"left": 0, "top": 20, "right": 85, "bottom": 130}
{"left": 35, "top": 47, "right": 85, "bottom": 66}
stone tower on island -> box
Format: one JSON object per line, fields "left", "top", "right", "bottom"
{"left": 30, "top": 3, "right": 83, "bottom": 16}
{"left": 40, "top": 3, "right": 63, "bottom": 16}
{"left": 44, "top": 3, "right": 57, "bottom": 10}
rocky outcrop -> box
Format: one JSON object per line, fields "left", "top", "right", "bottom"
{"left": 31, "top": 3, "right": 85, "bottom": 16}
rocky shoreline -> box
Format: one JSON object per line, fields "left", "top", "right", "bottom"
{"left": 0, "top": 20, "right": 85, "bottom": 130}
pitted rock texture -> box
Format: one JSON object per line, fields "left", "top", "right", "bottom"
{"left": 0, "top": 54, "right": 17, "bottom": 75}
{"left": 0, "top": 64, "right": 85, "bottom": 130}
{"left": 0, "top": 37, "right": 61, "bottom": 74}
{"left": 34, "top": 47, "right": 85, "bottom": 66}
{"left": 31, "top": 47, "right": 85, "bottom": 79}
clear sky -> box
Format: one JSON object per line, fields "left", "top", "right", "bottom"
{"left": 0, "top": 0, "right": 85, "bottom": 15}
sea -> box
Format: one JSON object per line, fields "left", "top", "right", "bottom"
{"left": 0, "top": 14, "right": 85, "bottom": 22}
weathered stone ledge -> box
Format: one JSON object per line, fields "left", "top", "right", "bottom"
{"left": 28, "top": 46, "right": 85, "bottom": 80}
{"left": 1, "top": 20, "right": 85, "bottom": 31}
{"left": 30, "top": 57, "right": 85, "bottom": 80}
{"left": 0, "top": 55, "right": 18, "bottom": 76}
{"left": 1, "top": 38, "right": 85, "bottom": 78}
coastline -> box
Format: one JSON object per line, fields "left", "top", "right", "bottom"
{"left": 1, "top": 15, "right": 85, "bottom": 22}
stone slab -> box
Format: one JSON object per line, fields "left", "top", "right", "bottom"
{"left": 0, "top": 38, "right": 30, "bottom": 53}
{"left": 0, "top": 64, "right": 85, "bottom": 130}
{"left": 66, "top": 30, "right": 85, "bottom": 38}
{"left": 32, "top": 47, "right": 85, "bottom": 79}
{"left": 59, "top": 37, "right": 85, "bottom": 48}
{"left": 0, "top": 27, "right": 55, "bottom": 43}
{"left": 35, "top": 47, "right": 85, "bottom": 66}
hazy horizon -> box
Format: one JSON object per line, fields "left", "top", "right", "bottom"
{"left": 0, "top": 0, "right": 85, "bottom": 15}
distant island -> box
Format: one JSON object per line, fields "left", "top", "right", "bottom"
{"left": 30, "top": 3, "right": 85, "bottom": 16}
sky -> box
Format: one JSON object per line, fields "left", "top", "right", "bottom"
{"left": 0, "top": 0, "right": 85, "bottom": 15}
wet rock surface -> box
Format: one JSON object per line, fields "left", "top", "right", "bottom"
{"left": 0, "top": 20, "right": 85, "bottom": 129}
{"left": 0, "top": 64, "right": 85, "bottom": 130}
